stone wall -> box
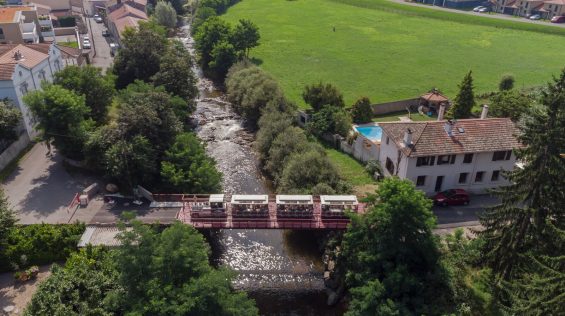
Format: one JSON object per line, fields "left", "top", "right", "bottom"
{"left": 371, "top": 98, "right": 420, "bottom": 115}
{"left": 0, "top": 134, "right": 31, "bottom": 171}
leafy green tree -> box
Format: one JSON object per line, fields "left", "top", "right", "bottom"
{"left": 209, "top": 40, "right": 238, "bottom": 78}
{"left": 161, "top": 133, "right": 222, "bottom": 193}
{"left": 265, "top": 126, "right": 309, "bottom": 182}
{"left": 154, "top": 0, "right": 177, "bottom": 28}
{"left": 104, "top": 135, "right": 158, "bottom": 189}
{"left": 499, "top": 74, "right": 515, "bottom": 91}
{"left": 447, "top": 71, "right": 475, "bottom": 119}
{"left": 342, "top": 178, "right": 451, "bottom": 315}
{"left": 54, "top": 65, "right": 116, "bottom": 124}
{"left": 24, "top": 84, "right": 91, "bottom": 158}
{"left": 112, "top": 22, "right": 168, "bottom": 89}
{"left": 255, "top": 105, "right": 295, "bottom": 160}
{"left": 350, "top": 97, "right": 373, "bottom": 124}
{"left": 307, "top": 105, "right": 351, "bottom": 137}
{"left": 479, "top": 69, "right": 565, "bottom": 280}
{"left": 192, "top": 5, "right": 216, "bottom": 31}
{"left": 226, "top": 63, "right": 288, "bottom": 127}
{"left": 231, "top": 19, "right": 260, "bottom": 58}
{"left": 278, "top": 148, "right": 342, "bottom": 194}
{"left": 114, "top": 221, "right": 258, "bottom": 315}
{"left": 117, "top": 85, "right": 183, "bottom": 154}
{"left": 489, "top": 90, "right": 531, "bottom": 121}
{"left": 194, "top": 16, "right": 231, "bottom": 66}
{"left": 153, "top": 43, "right": 198, "bottom": 106}
{"left": 0, "top": 101, "right": 22, "bottom": 142}
{"left": 0, "top": 189, "right": 16, "bottom": 262}
{"left": 24, "top": 247, "right": 120, "bottom": 316}
{"left": 84, "top": 123, "right": 121, "bottom": 171}
{"left": 302, "top": 82, "right": 345, "bottom": 111}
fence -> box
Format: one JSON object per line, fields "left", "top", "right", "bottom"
{"left": 0, "top": 133, "right": 31, "bottom": 171}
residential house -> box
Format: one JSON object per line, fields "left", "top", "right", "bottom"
{"left": 0, "top": 5, "right": 54, "bottom": 44}
{"left": 495, "top": 0, "right": 565, "bottom": 17}
{"left": 541, "top": 0, "right": 565, "bottom": 18}
{"left": 377, "top": 110, "right": 521, "bottom": 195}
{"left": 0, "top": 43, "right": 64, "bottom": 137}
{"left": 106, "top": 0, "right": 147, "bottom": 45}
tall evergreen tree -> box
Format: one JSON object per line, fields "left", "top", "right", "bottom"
{"left": 479, "top": 69, "right": 565, "bottom": 280}
{"left": 447, "top": 71, "right": 475, "bottom": 119}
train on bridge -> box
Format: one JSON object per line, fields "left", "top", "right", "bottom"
{"left": 150, "top": 194, "right": 366, "bottom": 230}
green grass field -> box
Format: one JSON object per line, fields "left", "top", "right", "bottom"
{"left": 223, "top": 0, "right": 565, "bottom": 108}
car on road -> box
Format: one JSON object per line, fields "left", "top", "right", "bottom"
{"left": 83, "top": 34, "right": 90, "bottom": 41}
{"left": 102, "top": 30, "right": 110, "bottom": 37}
{"left": 433, "top": 189, "right": 470, "bottom": 206}
{"left": 94, "top": 15, "right": 103, "bottom": 23}
{"left": 478, "top": 7, "right": 490, "bottom": 13}
{"left": 109, "top": 43, "right": 118, "bottom": 56}
{"left": 551, "top": 15, "right": 565, "bottom": 23}
{"left": 473, "top": 6, "right": 485, "bottom": 12}
{"left": 529, "top": 14, "right": 541, "bottom": 20}
{"left": 82, "top": 39, "right": 91, "bottom": 49}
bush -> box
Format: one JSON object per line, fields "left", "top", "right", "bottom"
{"left": 1, "top": 223, "right": 85, "bottom": 272}
{"left": 302, "top": 82, "right": 345, "bottom": 111}
{"left": 350, "top": 97, "right": 373, "bottom": 124}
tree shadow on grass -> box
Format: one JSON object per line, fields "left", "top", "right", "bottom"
{"left": 250, "top": 57, "right": 263, "bottom": 66}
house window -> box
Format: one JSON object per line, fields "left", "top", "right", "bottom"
{"left": 386, "top": 137, "right": 389, "bottom": 145}
{"left": 459, "top": 173, "right": 468, "bottom": 184}
{"left": 463, "top": 153, "right": 473, "bottom": 164}
{"left": 416, "top": 156, "right": 435, "bottom": 167}
{"left": 437, "top": 155, "right": 455, "bottom": 165}
{"left": 0, "top": 28, "right": 4, "bottom": 40}
{"left": 19, "top": 82, "right": 28, "bottom": 95}
{"left": 493, "top": 150, "right": 511, "bottom": 161}
{"left": 416, "top": 176, "right": 426, "bottom": 186}
{"left": 54, "top": 60, "right": 61, "bottom": 71}
{"left": 475, "top": 171, "right": 484, "bottom": 183}
{"left": 385, "top": 157, "right": 394, "bottom": 174}
{"left": 38, "top": 70, "right": 46, "bottom": 81}
{"left": 491, "top": 170, "right": 500, "bottom": 182}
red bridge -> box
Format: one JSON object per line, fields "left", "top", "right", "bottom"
{"left": 151, "top": 194, "right": 366, "bottom": 230}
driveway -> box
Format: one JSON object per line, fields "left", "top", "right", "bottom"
{"left": 389, "top": 0, "right": 565, "bottom": 28}
{"left": 87, "top": 17, "right": 114, "bottom": 71}
{"left": 1, "top": 143, "right": 100, "bottom": 224}
{"left": 432, "top": 194, "right": 499, "bottom": 225}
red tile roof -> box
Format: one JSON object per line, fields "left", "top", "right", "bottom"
{"left": 0, "top": 43, "right": 53, "bottom": 80}
{"left": 0, "top": 63, "right": 16, "bottom": 80}
{"left": 379, "top": 118, "right": 522, "bottom": 157}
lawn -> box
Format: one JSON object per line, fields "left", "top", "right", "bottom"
{"left": 223, "top": 0, "right": 565, "bottom": 108}
{"left": 372, "top": 111, "right": 437, "bottom": 122}
{"left": 58, "top": 41, "right": 79, "bottom": 48}
{"left": 324, "top": 146, "right": 377, "bottom": 195}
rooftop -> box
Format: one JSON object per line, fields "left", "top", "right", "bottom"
{"left": 379, "top": 118, "right": 521, "bottom": 157}
{"left": 0, "top": 43, "right": 52, "bottom": 79}
{"left": 0, "top": 6, "right": 35, "bottom": 23}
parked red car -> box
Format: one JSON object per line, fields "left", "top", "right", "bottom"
{"left": 433, "top": 189, "right": 470, "bottom": 206}
{"left": 551, "top": 16, "right": 565, "bottom": 23}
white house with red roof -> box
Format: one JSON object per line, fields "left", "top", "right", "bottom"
{"left": 377, "top": 109, "right": 522, "bottom": 195}
{"left": 0, "top": 42, "right": 63, "bottom": 138}
{"left": 106, "top": 0, "right": 148, "bottom": 45}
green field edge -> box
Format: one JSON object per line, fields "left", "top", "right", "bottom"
{"left": 330, "top": 0, "right": 565, "bottom": 36}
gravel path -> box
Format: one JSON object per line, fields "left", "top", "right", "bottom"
{"left": 0, "top": 265, "right": 52, "bottom": 315}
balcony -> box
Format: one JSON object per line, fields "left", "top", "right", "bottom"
{"left": 21, "top": 22, "right": 39, "bottom": 43}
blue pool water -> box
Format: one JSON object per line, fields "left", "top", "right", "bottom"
{"left": 356, "top": 125, "right": 382, "bottom": 141}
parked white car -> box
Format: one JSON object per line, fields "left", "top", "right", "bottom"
{"left": 473, "top": 6, "right": 485, "bottom": 12}
{"left": 478, "top": 7, "right": 490, "bottom": 13}
{"left": 529, "top": 14, "right": 542, "bottom": 20}
{"left": 82, "top": 39, "right": 91, "bottom": 49}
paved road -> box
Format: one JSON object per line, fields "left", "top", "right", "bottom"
{"left": 390, "top": 0, "right": 565, "bottom": 28}
{"left": 432, "top": 194, "right": 498, "bottom": 225}
{"left": 87, "top": 17, "right": 115, "bottom": 71}
{"left": 1, "top": 143, "right": 100, "bottom": 224}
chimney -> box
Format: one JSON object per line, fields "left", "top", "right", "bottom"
{"left": 13, "top": 51, "right": 22, "bottom": 61}
{"left": 481, "top": 104, "right": 489, "bottom": 119}
{"left": 437, "top": 103, "right": 446, "bottom": 121}
{"left": 444, "top": 120, "right": 454, "bottom": 137}
{"left": 403, "top": 128, "right": 413, "bottom": 146}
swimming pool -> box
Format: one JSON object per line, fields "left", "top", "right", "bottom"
{"left": 356, "top": 125, "right": 382, "bottom": 141}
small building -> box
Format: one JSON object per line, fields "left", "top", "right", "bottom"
{"left": 106, "top": 0, "right": 147, "bottom": 45}
{"left": 378, "top": 110, "right": 521, "bottom": 195}
{"left": 0, "top": 5, "right": 54, "bottom": 44}
{"left": 0, "top": 42, "right": 64, "bottom": 137}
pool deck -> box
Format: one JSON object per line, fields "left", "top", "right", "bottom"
{"left": 353, "top": 123, "right": 382, "bottom": 144}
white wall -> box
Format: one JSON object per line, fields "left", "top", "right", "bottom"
{"left": 351, "top": 135, "right": 380, "bottom": 163}
{"left": 379, "top": 130, "right": 517, "bottom": 195}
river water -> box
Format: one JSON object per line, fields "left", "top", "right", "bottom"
{"left": 178, "top": 25, "right": 345, "bottom": 315}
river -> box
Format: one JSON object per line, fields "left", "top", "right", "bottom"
{"left": 178, "top": 24, "right": 345, "bottom": 315}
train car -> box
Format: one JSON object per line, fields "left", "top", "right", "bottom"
{"left": 231, "top": 194, "right": 269, "bottom": 218}
{"left": 320, "top": 195, "right": 358, "bottom": 218}
{"left": 191, "top": 194, "right": 227, "bottom": 218}
{"left": 276, "top": 195, "right": 314, "bottom": 218}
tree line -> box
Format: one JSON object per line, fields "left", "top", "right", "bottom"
{"left": 25, "top": 21, "right": 221, "bottom": 194}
